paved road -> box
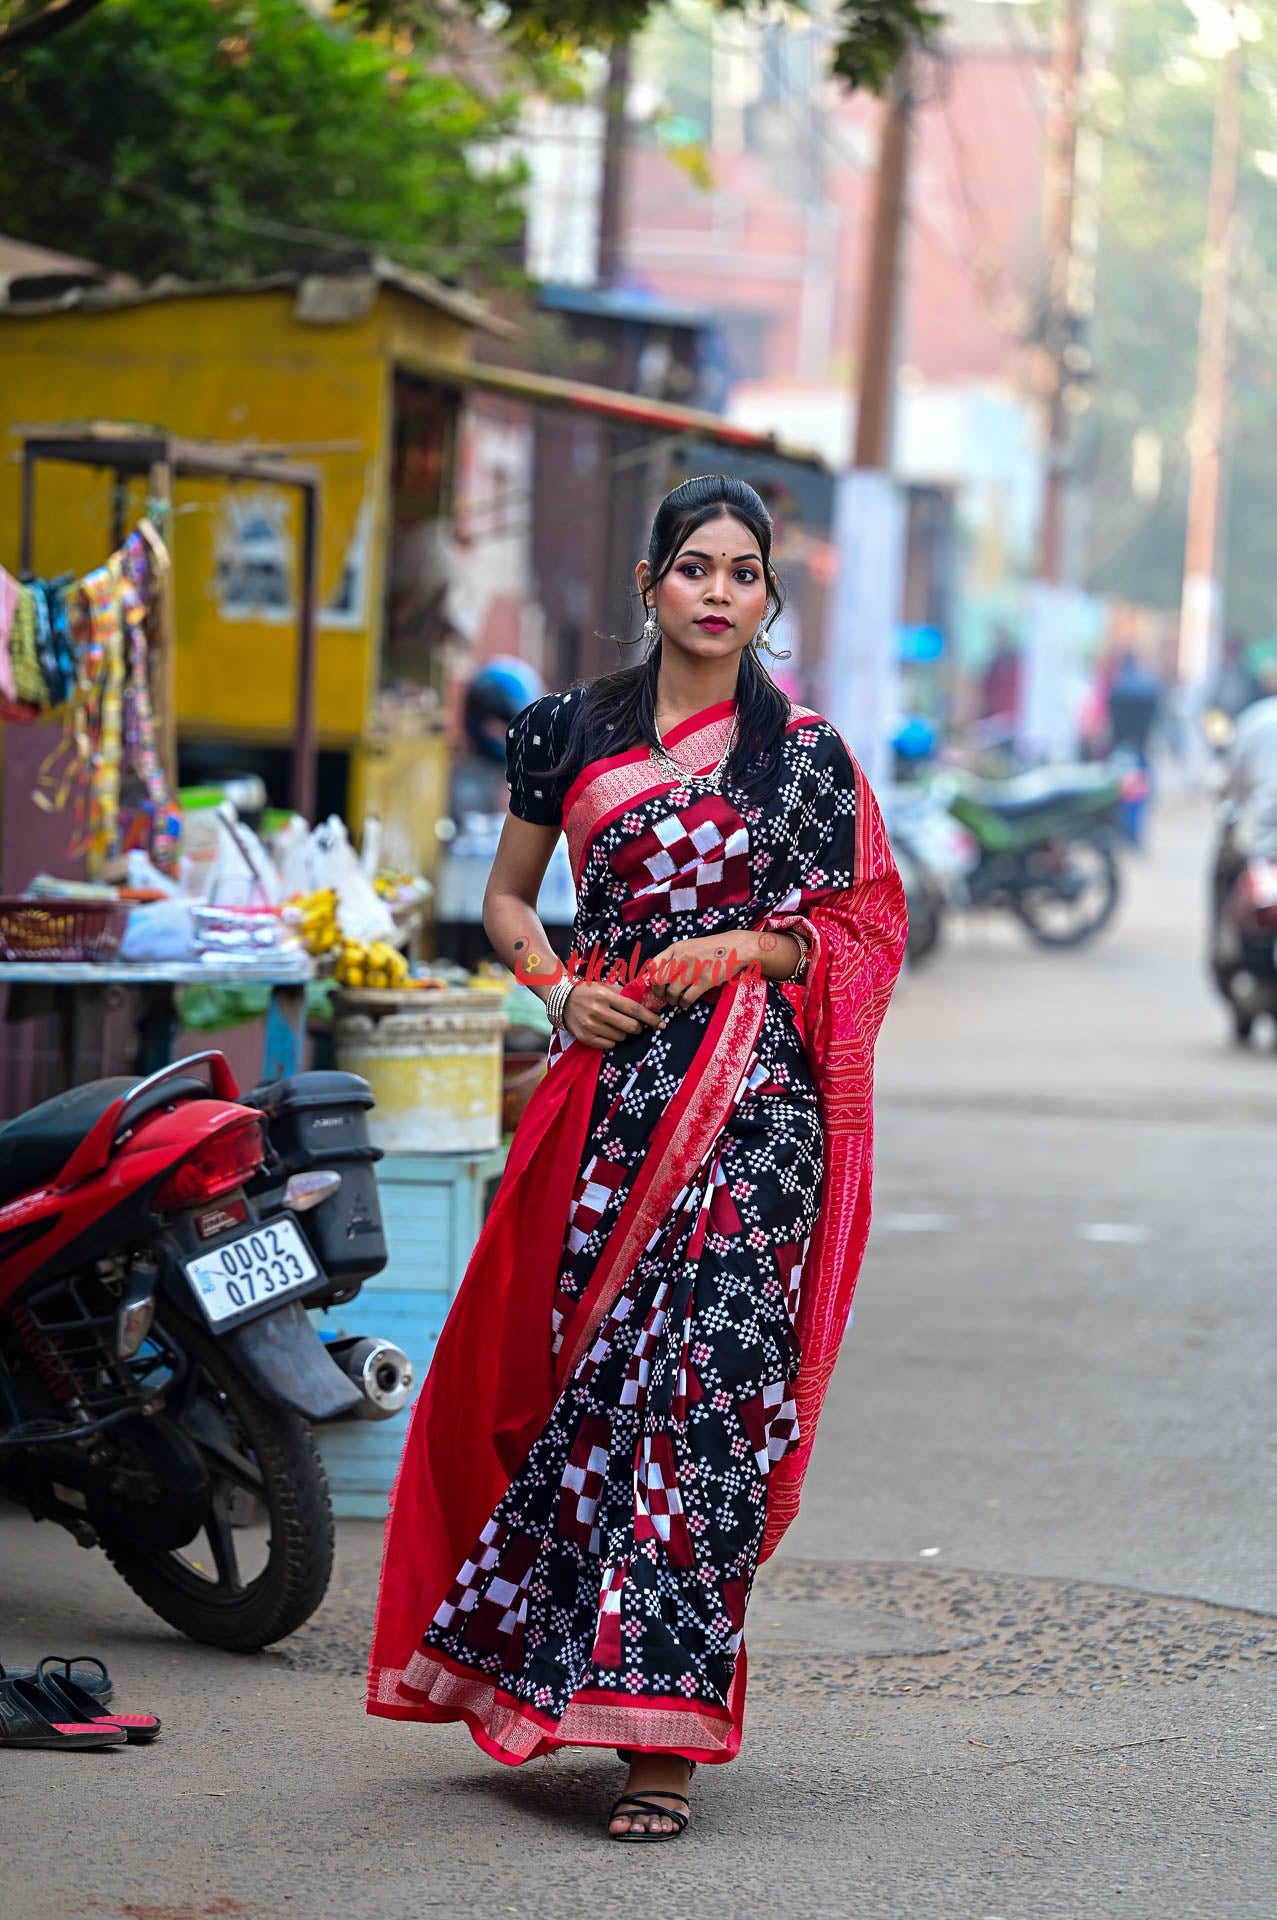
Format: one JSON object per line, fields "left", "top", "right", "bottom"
{"left": 2, "top": 795, "right": 1273, "bottom": 1920}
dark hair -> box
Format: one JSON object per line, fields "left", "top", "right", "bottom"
{"left": 544, "top": 474, "right": 791, "bottom": 804}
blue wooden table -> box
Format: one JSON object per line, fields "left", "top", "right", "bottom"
{"left": 311, "top": 1142, "right": 512, "bottom": 1517}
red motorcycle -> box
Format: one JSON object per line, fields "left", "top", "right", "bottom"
{"left": 0, "top": 1054, "right": 403, "bottom": 1649}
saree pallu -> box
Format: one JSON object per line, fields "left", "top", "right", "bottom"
{"left": 367, "top": 698, "right": 907, "bottom": 1763}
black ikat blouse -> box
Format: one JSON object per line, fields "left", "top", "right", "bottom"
{"left": 504, "top": 690, "right": 581, "bottom": 827}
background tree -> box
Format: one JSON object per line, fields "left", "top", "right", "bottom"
{"left": 1085, "top": 0, "right": 1277, "bottom": 644}
{"left": 346, "top": 0, "right": 942, "bottom": 96}
{"left": 0, "top": 0, "right": 529, "bottom": 283}
{"left": 0, "top": 0, "right": 940, "bottom": 289}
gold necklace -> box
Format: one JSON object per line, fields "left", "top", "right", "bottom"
{"left": 650, "top": 707, "right": 739, "bottom": 789}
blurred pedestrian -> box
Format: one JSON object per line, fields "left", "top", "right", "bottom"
{"left": 980, "top": 629, "right": 1022, "bottom": 730}
{"left": 1208, "top": 633, "right": 1263, "bottom": 722}
{"left": 1106, "top": 650, "right": 1161, "bottom": 847}
{"left": 366, "top": 475, "right": 907, "bottom": 1840}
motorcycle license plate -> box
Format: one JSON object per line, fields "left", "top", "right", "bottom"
{"left": 185, "top": 1218, "right": 319, "bottom": 1325}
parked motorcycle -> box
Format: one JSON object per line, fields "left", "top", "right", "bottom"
{"left": 886, "top": 786, "right": 979, "bottom": 963}
{"left": 0, "top": 1054, "right": 406, "bottom": 1651}
{"left": 938, "top": 761, "right": 1123, "bottom": 947}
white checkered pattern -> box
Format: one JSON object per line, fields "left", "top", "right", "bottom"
{"left": 431, "top": 1516, "right": 506, "bottom": 1631}
{"left": 565, "top": 1153, "right": 627, "bottom": 1257}
{"left": 620, "top": 1278, "right": 671, "bottom": 1406}
{"left": 557, "top": 1414, "right": 611, "bottom": 1555}
{"left": 739, "top": 1379, "right": 800, "bottom": 1476}
{"left": 633, "top": 1434, "right": 695, "bottom": 1567}
{"left": 610, "top": 795, "right": 751, "bottom": 924}
{"left": 592, "top": 1559, "right": 627, "bottom": 1667}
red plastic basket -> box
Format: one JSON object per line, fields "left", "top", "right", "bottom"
{"left": 0, "top": 897, "right": 131, "bottom": 963}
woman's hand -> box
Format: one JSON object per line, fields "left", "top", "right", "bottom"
{"left": 642, "top": 931, "right": 765, "bottom": 1008}
{"left": 563, "top": 981, "right": 666, "bottom": 1051}
{"left": 641, "top": 928, "right": 807, "bottom": 1007}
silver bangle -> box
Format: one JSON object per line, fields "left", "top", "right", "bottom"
{"left": 545, "top": 975, "right": 576, "bottom": 1029}
{"left": 783, "top": 931, "right": 809, "bottom": 981}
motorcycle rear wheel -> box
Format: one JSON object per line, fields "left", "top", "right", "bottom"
{"left": 1015, "top": 840, "right": 1120, "bottom": 948}
{"left": 905, "top": 894, "right": 943, "bottom": 963}
{"left": 101, "top": 1308, "right": 334, "bottom": 1651}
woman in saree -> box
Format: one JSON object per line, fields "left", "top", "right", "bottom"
{"left": 367, "top": 475, "right": 907, "bottom": 1840}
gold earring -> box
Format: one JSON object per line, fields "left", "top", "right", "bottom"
{"left": 753, "top": 622, "right": 791, "bottom": 661}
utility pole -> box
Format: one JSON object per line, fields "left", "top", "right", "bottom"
{"left": 823, "top": 54, "right": 914, "bottom": 794}
{"left": 596, "top": 41, "right": 631, "bottom": 287}
{"left": 1037, "top": 0, "right": 1085, "bottom": 582}
{"left": 1179, "top": 27, "right": 1245, "bottom": 690}
{"left": 853, "top": 55, "right": 914, "bottom": 468}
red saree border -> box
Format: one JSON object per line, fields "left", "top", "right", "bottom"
{"left": 376, "top": 1643, "right": 743, "bottom": 1767}
{"left": 555, "top": 967, "right": 768, "bottom": 1386}
{"left": 563, "top": 709, "right": 732, "bottom": 888}
{"left": 563, "top": 697, "right": 821, "bottom": 887}
{"left": 560, "top": 694, "right": 736, "bottom": 818}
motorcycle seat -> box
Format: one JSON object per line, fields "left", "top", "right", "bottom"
{"left": 0, "top": 1074, "right": 212, "bottom": 1206}
{"left": 961, "top": 767, "right": 1116, "bottom": 819}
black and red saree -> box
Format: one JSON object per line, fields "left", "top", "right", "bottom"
{"left": 366, "top": 693, "right": 907, "bottom": 1764}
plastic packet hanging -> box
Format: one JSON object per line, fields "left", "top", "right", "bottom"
{"left": 203, "top": 803, "right": 283, "bottom": 907}
{"left": 308, "top": 815, "right": 394, "bottom": 944}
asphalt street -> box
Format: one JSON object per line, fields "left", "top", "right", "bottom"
{"left": 1, "top": 792, "right": 1273, "bottom": 1920}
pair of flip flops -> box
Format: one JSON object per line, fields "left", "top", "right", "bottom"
{"left": 0, "top": 1656, "right": 160, "bottom": 1752}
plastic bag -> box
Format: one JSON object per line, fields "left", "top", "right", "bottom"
{"left": 126, "top": 849, "right": 183, "bottom": 898}
{"left": 119, "top": 898, "right": 195, "bottom": 963}
{"left": 309, "top": 815, "right": 394, "bottom": 944}
{"left": 202, "top": 804, "right": 283, "bottom": 907}
{"left": 176, "top": 977, "right": 335, "bottom": 1032}
{"left": 272, "top": 813, "right": 314, "bottom": 897}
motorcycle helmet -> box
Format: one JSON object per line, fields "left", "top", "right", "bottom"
{"left": 464, "top": 657, "right": 545, "bottom": 763}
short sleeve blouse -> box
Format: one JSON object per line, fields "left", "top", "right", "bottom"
{"left": 504, "top": 690, "right": 576, "bottom": 826}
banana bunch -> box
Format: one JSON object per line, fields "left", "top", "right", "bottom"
{"left": 335, "top": 938, "right": 413, "bottom": 990}
{"left": 293, "top": 888, "right": 339, "bottom": 956}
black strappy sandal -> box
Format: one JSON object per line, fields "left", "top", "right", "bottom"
{"left": 609, "top": 1752, "right": 696, "bottom": 1842}
{"left": 608, "top": 1790, "right": 690, "bottom": 1841}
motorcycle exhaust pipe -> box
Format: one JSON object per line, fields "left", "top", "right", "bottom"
{"left": 326, "top": 1336, "right": 414, "bottom": 1419}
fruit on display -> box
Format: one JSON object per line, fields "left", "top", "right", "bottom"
{"left": 373, "top": 868, "right": 422, "bottom": 904}
{"left": 290, "top": 888, "right": 340, "bottom": 956}
{"left": 335, "top": 939, "right": 413, "bottom": 989}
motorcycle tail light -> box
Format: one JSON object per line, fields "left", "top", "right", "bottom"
{"left": 155, "top": 1117, "right": 265, "bottom": 1212}
{"left": 951, "top": 826, "right": 979, "bottom": 867}
{"left": 1233, "top": 858, "right": 1277, "bottom": 934}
